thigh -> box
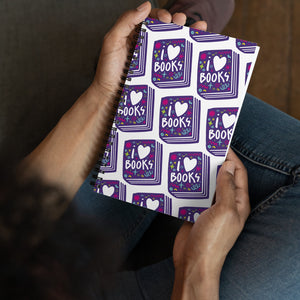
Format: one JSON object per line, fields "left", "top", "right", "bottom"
{"left": 220, "top": 178, "right": 300, "bottom": 300}
{"left": 220, "top": 94, "right": 300, "bottom": 299}
{"left": 72, "top": 171, "right": 158, "bottom": 260}
{"left": 232, "top": 93, "right": 300, "bottom": 210}
{"left": 97, "top": 257, "right": 175, "bottom": 300}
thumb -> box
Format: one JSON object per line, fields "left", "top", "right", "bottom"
{"left": 108, "top": 1, "right": 151, "bottom": 40}
{"left": 215, "top": 161, "right": 237, "bottom": 208}
{"left": 216, "top": 159, "right": 250, "bottom": 223}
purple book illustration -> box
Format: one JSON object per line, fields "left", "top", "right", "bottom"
{"left": 152, "top": 39, "right": 192, "bottom": 88}
{"left": 168, "top": 152, "right": 210, "bottom": 199}
{"left": 94, "top": 179, "right": 126, "bottom": 201}
{"left": 132, "top": 193, "right": 172, "bottom": 215}
{"left": 198, "top": 49, "right": 239, "bottom": 100}
{"left": 92, "top": 16, "right": 260, "bottom": 221}
{"left": 128, "top": 29, "right": 148, "bottom": 78}
{"left": 100, "top": 131, "right": 118, "bottom": 172}
{"left": 190, "top": 28, "right": 229, "bottom": 42}
{"left": 116, "top": 85, "right": 154, "bottom": 132}
{"left": 145, "top": 17, "right": 182, "bottom": 31}
{"left": 159, "top": 96, "right": 201, "bottom": 143}
{"left": 123, "top": 140, "right": 162, "bottom": 185}
{"left": 206, "top": 107, "right": 238, "bottom": 156}
{"left": 178, "top": 207, "right": 207, "bottom": 223}
{"left": 236, "top": 39, "right": 257, "bottom": 54}
{"left": 245, "top": 62, "right": 252, "bottom": 84}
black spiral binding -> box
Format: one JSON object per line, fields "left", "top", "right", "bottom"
{"left": 90, "top": 22, "right": 147, "bottom": 190}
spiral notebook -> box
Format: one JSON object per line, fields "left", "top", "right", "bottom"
{"left": 92, "top": 18, "right": 259, "bottom": 223}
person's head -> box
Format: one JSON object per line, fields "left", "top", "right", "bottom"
{"left": 0, "top": 157, "right": 119, "bottom": 299}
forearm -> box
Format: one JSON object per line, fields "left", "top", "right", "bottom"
{"left": 22, "top": 84, "right": 114, "bottom": 199}
{"left": 172, "top": 262, "right": 220, "bottom": 300}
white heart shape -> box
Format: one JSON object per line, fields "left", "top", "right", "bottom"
{"left": 130, "top": 91, "right": 143, "bottom": 106}
{"left": 183, "top": 157, "right": 197, "bottom": 172}
{"left": 193, "top": 212, "right": 200, "bottom": 222}
{"left": 167, "top": 45, "right": 180, "bottom": 60}
{"left": 102, "top": 185, "right": 114, "bottom": 197}
{"left": 222, "top": 113, "right": 236, "bottom": 129}
{"left": 175, "top": 102, "right": 188, "bottom": 117}
{"left": 146, "top": 198, "right": 159, "bottom": 210}
{"left": 138, "top": 145, "right": 150, "bottom": 160}
{"left": 213, "top": 56, "right": 227, "bottom": 72}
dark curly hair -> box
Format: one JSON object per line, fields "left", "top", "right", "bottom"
{"left": 0, "top": 155, "right": 120, "bottom": 299}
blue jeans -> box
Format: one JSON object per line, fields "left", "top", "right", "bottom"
{"left": 73, "top": 93, "right": 300, "bottom": 299}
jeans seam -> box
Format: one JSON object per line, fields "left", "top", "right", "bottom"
{"left": 249, "top": 183, "right": 293, "bottom": 218}
{"left": 292, "top": 165, "right": 300, "bottom": 182}
{"left": 231, "top": 138, "right": 293, "bottom": 175}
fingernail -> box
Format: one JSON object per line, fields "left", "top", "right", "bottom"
{"left": 226, "top": 164, "right": 235, "bottom": 176}
{"left": 137, "top": 1, "right": 148, "bottom": 11}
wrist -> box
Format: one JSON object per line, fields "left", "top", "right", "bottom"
{"left": 172, "top": 258, "right": 222, "bottom": 300}
{"left": 22, "top": 83, "right": 115, "bottom": 199}
{"left": 89, "top": 80, "right": 116, "bottom": 110}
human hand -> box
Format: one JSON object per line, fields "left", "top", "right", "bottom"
{"left": 22, "top": 2, "right": 207, "bottom": 201}
{"left": 90, "top": 1, "right": 207, "bottom": 104}
{"left": 172, "top": 149, "right": 250, "bottom": 300}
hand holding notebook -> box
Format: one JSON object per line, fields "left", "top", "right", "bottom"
{"left": 21, "top": 3, "right": 253, "bottom": 298}
{"left": 92, "top": 4, "right": 259, "bottom": 222}
{"left": 172, "top": 148, "right": 250, "bottom": 299}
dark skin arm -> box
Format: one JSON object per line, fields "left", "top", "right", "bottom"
{"left": 22, "top": 3, "right": 250, "bottom": 299}
{"left": 22, "top": 2, "right": 207, "bottom": 200}
{"left": 172, "top": 149, "right": 250, "bottom": 300}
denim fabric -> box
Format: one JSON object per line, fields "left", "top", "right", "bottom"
{"left": 219, "top": 94, "right": 300, "bottom": 300}
{"left": 73, "top": 93, "right": 300, "bottom": 299}
{"left": 73, "top": 172, "right": 158, "bottom": 261}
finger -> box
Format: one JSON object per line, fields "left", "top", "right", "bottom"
{"left": 180, "top": 221, "right": 193, "bottom": 232}
{"left": 149, "top": 8, "right": 172, "bottom": 23}
{"left": 216, "top": 160, "right": 237, "bottom": 208}
{"left": 173, "top": 221, "right": 192, "bottom": 265}
{"left": 226, "top": 149, "right": 248, "bottom": 191}
{"left": 172, "top": 12, "right": 187, "bottom": 26}
{"left": 226, "top": 148, "right": 242, "bottom": 165}
{"left": 225, "top": 149, "right": 250, "bottom": 220}
{"left": 108, "top": 1, "right": 151, "bottom": 40}
{"left": 189, "top": 20, "right": 207, "bottom": 31}
{"left": 176, "top": 221, "right": 193, "bottom": 244}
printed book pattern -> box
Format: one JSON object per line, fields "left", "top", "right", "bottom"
{"left": 179, "top": 206, "right": 207, "bottom": 222}
{"left": 197, "top": 49, "right": 239, "bottom": 100}
{"left": 116, "top": 85, "right": 154, "bottom": 132}
{"left": 132, "top": 193, "right": 172, "bottom": 215}
{"left": 206, "top": 107, "right": 238, "bottom": 156}
{"left": 123, "top": 139, "right": 162, "bottom": 185}
{"left": 168, "top": 152, "right": 210, "bottom": 199}
{"left": 93, "top": 17, "right": 259, "bottom": 222}
{"left": 152, "top": 39, "right": 192, "bottom": 88}
{"left": 128, "top": 29, "right": 148, "bottom": 77}
{"left": 159, "top": 96, "right": 201, "bottom": 144}
{"left": 100, "top": 130, "right": 118, "bottom": 172}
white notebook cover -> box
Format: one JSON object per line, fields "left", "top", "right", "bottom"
{"left": 93, "top": 17, "right": 259, "bottom": 223}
